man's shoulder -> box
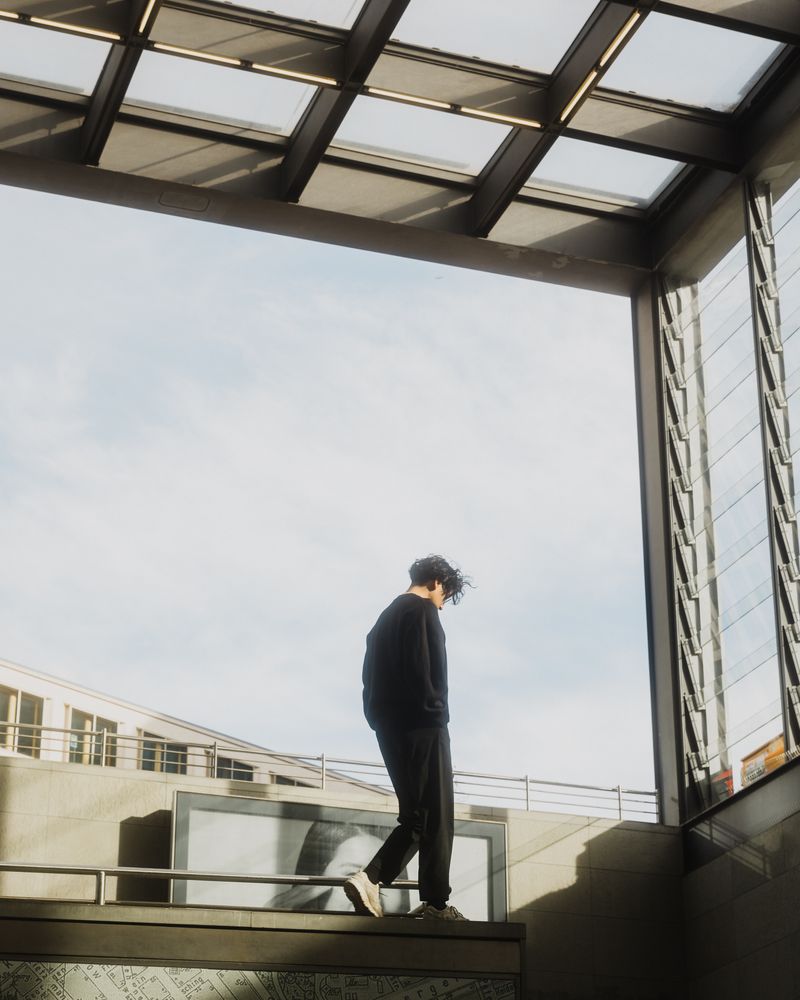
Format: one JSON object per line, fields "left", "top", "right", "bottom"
{"left": 373, "top": 593, "right": 429, "bottom": 625}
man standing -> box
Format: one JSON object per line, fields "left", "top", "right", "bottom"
{"left": 344, "top": 555, "right": 469, "bottom": 920}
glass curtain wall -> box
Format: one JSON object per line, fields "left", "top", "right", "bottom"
{"left": 662, "top": 159, "right": 800, "bottom": 819}
{"left": 661, "top": 225, "right": 783, "bottom": 817}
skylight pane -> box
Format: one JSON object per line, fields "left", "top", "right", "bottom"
{"left": 601, "top": 12, "right": 784, "bottom": 112}
{"left": 126, "top": 51, "right": 314, "bottom": 134}
{"left": 332, "top": 96, "right": 509, "bottom": 175}
{"left": 393, "top": 0, "right": 597, "bottom": 73}
{"left": 527, "top": 137, "right": 683, "bottom": 207}
{"left": 222, "top": 0, "right": 364, "bottom": 28}
{"left": 0, "top": 20, "right": 110, "bottom": 94}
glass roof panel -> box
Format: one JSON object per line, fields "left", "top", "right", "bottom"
{"left": 222, "top": 0, "right": 364, "bottom": 28}
{"left": 332, "top": 95, "right": 510, "bottom": 175}
{"left": 601, "top": 12, "right": 784, "bottom": 112}
{"left": 0, "top": 20, "right": 110, "bottom": 94}
{"left": 527, "top": 136, "right": 684, "bottom": 207}
{"left": 126, "top": 51, "right": 314, "bottom": 134}
{"left": 393, "top": 0, "right": 597, "bottom": 73}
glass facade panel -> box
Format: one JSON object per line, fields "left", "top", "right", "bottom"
{"left": 775, "top": 178, "right": 800, "bottom": 507}
{"left": 224, "top": 0, "right": 364, "bottom": 28}
{"left": 216, "top": 756, "right": 255, "bottom": 781}
{"left": 602, "top": 12, "right": 783, "bottom": 112}
{"left": 527, "top": 136, "right": 684, "bottom": 208}
{"left": 664, "top": 230, "right": 784, "bottom": 816}
{"left": 16, "top": 692, "right": 42, "bottom": 757}
{"left": 393, "top": 0, "right": 597, "bottom": 74}
{"left": 332, "top": 95, "right": 509, "bottom": 175}
{"left": 0, "top": 20, "right": 111, "bottom": 95}
{"left": 141, "top": 732, "right": 187, "bottom": 774}
{"left": 0, "top": 686, "right": 11, "bottom": 749}
{"left": 126, "top": 52, "right": 314, "bottom": 135}
{"left": 69, "top": 709, "right": 117, "bottom": 765}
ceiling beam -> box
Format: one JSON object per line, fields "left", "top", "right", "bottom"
{"left": 0, "top": 149, "right": 649, "bottom": 295}
{"left": 279, "top": 0, "right": 410, "bottom": 203}
{"left": 80, "top": 0, "right": 160, "bottom": 166}
{"left": 612, "top": 0, "right": 800, "bottom": 46}
{"left": 468, "top": 3, "right": 650, "bottom": 237}
{"left": 567, "top": 92, "right": 739, "bottom": 171}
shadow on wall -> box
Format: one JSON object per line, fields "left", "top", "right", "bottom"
{"left": 116, "top": 811, "right": 171, "bottom": 903}
{"left": 504, "top": 816, "right": 685, "bottom": 1000}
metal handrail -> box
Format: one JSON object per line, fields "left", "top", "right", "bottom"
{"left": 0, "top": 721, "right": 659, "bottom": 820}
{"left": 0, "top": 860, "right": 417, "bottom": 907}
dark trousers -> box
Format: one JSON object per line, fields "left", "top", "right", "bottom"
{"left": 364, "top": 725, "right": 454, "bottom": 906}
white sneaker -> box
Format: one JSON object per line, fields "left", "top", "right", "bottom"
{"left": 344, "top": 870, "right": 383, "bottom": 917}
{"left": 409, "top": 902, "right": 467, "bottom": 921}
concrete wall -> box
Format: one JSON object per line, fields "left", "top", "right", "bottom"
{"left": 683, "top": 807, "right": 800, "bottom": 1000}
{"left": 0, "top": 754, "right": 684, "bottom": 999}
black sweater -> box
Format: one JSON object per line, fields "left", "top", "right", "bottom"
{"left": 362, "top": 593, "right": 449, "bottom": 731}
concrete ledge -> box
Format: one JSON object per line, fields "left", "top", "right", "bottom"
{"left": 0, "top": 899, "right": 524, "bottom": 983}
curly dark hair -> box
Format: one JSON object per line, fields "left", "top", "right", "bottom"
{"left": 409, "top": 555, "right": 471, "bottom": 605}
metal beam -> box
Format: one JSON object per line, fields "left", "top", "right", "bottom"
{"left": 468, "top": 3, "right": 649, "bottom": 238}
{"left": 632, "top": 276, "right": 682, "bottom": 824}
{"left": 279, "top": 0, "right": 410, "bottom": 203}
{"left": 612, "top": 0, "right": 800, "bottom": 46}
{"left": 567, "top": 92, "right": 738, "bottom": 171}
{"left": 0, "top": 149, "right": 648, "bottom": 295}
{"left": 80, "top": 0, "right": 160, "bottom": 166}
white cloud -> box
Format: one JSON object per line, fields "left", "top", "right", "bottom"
{"left": 0, "top": 185, "right": 652, "bottom": 788}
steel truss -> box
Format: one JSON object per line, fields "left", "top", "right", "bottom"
{"left": 658, "top": 276, "right": 728, "bottom": 814}
{"left": 745, "top": 180, "right": 800, "bottom": 757}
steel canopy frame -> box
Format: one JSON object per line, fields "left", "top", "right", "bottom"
{"left": 0, "top": 0, "right": 795, "bottom": 286}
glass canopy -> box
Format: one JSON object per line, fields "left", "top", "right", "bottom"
{"left": 126, "top": 51, "right": 315, "bottom": 135}
{"left": 528, "top": 137, "right": 685, "bottom": 207}
{"left": 220, "top": 0, "right": 365, "bottom": 29}
{"left": 601, "top": 12, "right": 784, "bottom": 113}
{"left": 0, "top": 18, "right": 110, "bottom": 95}
{"left": 332, "top": 95, "right": 510, "bottom": 175}
{"left": 393, "top": 0, "right": 598, "bottom": 73}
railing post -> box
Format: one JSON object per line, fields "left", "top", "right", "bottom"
{"left": 525, "top": 775, "right": 531, "bottom": 811}
{"left": 100, "top": 728, "right": 107, "bottom": 767}
{"left": 210, "top": 741, "right": 218, "bottom": 778}
{"left": 616, "top": 785, "right": 623, "bottom": 820}
{"left": 320, "top": 753, "right": 327, "bottom": 790}
{"left": 95, "top": 870, "right": 107, "bottom": 905}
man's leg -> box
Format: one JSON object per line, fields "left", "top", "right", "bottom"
{"left": 413, "top": 726, "right": 454, "bottom": 908}
{"left": 363, "top": 726, "right": 421, "bottom": 885}
{"left": 344, "top": 726, "right": 418, "bottom": 917}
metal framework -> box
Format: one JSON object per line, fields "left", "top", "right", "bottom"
{"left": 0, "top": 0, "right": 797, "bottom": 293}
{"left": 745, "top": 180, "right": 800, "bottom": 756}
{"left": 2, "top": 1, "right": 800, "bottom": 824}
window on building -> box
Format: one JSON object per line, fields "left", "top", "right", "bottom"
{"left": 0, "top": 685, "right": 43, "bottom": 758}
{"left": 141, "top": 732, "right": 188, "bottom": 774}
{"left": 272, "top": 774, "right": 314, "bottom": 788}
{"left": 68, "top": 708, "right": 118, "bottom": 766}
{"left": 215, "top": 756, "right": 255, "bottom": 781}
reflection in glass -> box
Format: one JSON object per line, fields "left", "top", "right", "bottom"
{"left": 332, "top": 95, "right": 509, "bottom": 175}
{"left": 126, "top": 51, "right": 314, "bottom": 134}
{"left": 602, "top": 12, "right": 783, "bottom": 112}
{"left": 0, "top": 19, "right": 110, "bottom": 95}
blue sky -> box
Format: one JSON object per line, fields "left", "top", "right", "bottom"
{"left": 0, "top": 183, "right": 653, "bottom": 788}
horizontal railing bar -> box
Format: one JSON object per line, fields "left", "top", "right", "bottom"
{"left": 1, "top": 723, "right": 657, "bottom": 816}
{"left": 0, "top": 861, "right": 416, "bottom": 889}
